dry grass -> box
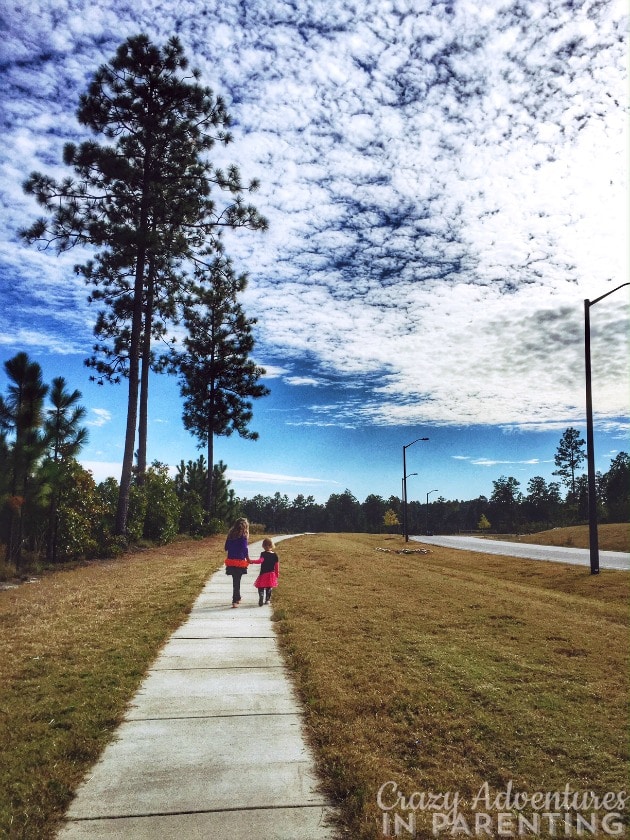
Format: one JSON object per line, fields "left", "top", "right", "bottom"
{"left": 2, "top": 532, "right": 628, "bottom": 839}
{"left": 0, "top": 536, "right": 224, "bottom": 840}
{"left": 273, "top": 534, "right": 629, "bottom": 839}
{"left": 485, "top": 523, "right": 630, "bottom": 552}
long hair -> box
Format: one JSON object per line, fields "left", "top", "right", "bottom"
{"left": 227, "top": 517, "right": 249, "bottom": 540}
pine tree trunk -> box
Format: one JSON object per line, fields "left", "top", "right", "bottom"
{"left": 115, "top": 247, "right": 147, "bottom": 536}
{"left": 137, "top": 262, "right": 155, "bottom": 488}
{"left": 46, "top": 495, "right": 59, "bottom": 564}
{"left": 205, "top": 432, "right": 214, "bottom": 515}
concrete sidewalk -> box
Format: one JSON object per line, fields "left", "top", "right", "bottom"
{"left": 57, "top": 537, "right": 338, "bottom": 839}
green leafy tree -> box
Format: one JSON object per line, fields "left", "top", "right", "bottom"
{"left": 171, "top": 259, "right": 269, "bottom": 513}
{"left": 142, "top": 462, "right": 181, "bottom": 544}
{"left": 477, "top": 513, "right": 491, "bottom": 532}
{"left": 553, "top": 427, "right": 586, "bottom": 499}
{"left": 383, "top": 508, "right": 400, "bottom": 533}
{"left": 55, "top": 461, "right": 107, "bottom": 561}
{"left": 0, "top": 353, "right": 48, "bottom": 568}
{"left": 21, "top": 34, "right": 266, "bottom": 536}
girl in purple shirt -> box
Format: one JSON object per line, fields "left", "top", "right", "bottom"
{"left": 224, "top": 517, "right": 250, "bottom": 607}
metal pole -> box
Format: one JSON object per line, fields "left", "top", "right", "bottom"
{"left": 402, "top": 446, "right": 408, "bottom": 542}
{"left": 426, "top": 489, "right": 438, "bottom": 535}
{"left": 402, "top": 437, "right": 429, "bottom": 542}
{"left": 582, "top": 282, "right": 630, "bottom": 576}
{"left": 584, "top": 299, "right": 599, "bottom": 575}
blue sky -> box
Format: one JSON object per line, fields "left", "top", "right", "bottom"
{"left": 0, "top": 0, "right": 628, "bottom": 506}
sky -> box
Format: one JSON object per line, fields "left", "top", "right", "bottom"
{"left": 0, "top": 0, "right": 628, "bottom": 506}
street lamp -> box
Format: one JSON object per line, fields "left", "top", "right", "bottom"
{"left": 584, "top": 282, "right": 630, "bottom": 575}
{"left": 402, "top": 473, "right": 417, "bottom": 537}
{"left": 426, "top": 489, "right": 438, "bottom": 535}
{"left": 402, "top": 437, "right": 429, "bottom": 542}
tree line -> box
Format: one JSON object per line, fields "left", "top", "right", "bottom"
{"left": 1, "top": 363, "right": 626, "bottom": 574}
{"left": 240, "top": 457, "right": 628, "bottom": 536}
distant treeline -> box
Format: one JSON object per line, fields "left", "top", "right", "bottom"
{"left": 1, "top": 352, "right": 627, "bottom": 575}
{"left": 239, "top": 451, "right": 629, "bottom": 535}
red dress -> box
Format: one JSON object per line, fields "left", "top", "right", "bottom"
{"left": 251, "top": 550, "right": 279, "bottom": 589}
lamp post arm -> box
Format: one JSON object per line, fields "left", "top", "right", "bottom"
{"left": 586, "top": 281, "right": 630, "bottom": 309}
{"left": 583, "top": 280, "right": 629, "bottom": 576}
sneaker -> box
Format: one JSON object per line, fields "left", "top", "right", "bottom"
{"left": 232, "top": 602, "right": 238, "bottom": 608}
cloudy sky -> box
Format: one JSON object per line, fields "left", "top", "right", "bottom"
{"left": 0, "top": 0, "right": 628, "bottom": 506}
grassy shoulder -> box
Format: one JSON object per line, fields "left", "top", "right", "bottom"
{"left": 0, "top": 536, "right": 224, "bottom": 840}
{"left": 481, "top": 523, "right": 629, "bottom": 552}
{"left": 272, "top": 533, "right": 629, "bottom": 840}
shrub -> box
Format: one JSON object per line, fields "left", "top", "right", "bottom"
{"left": 142, "top": 463, "right": 181, "bottom": 545}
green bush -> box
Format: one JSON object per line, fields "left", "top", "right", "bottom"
{"left": 142, "top": 463, "right": 181, "bottom": 544}
{"left": 56, "top": 463, "right": 107, "bottom": 561}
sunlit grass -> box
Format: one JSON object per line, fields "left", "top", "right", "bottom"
{"left": 485, "top": 523, "right": 630, "bottom": 552}
{"left": 273, "top": 533, "right": 629, "bottom": 839}
{"left": 0, "top": 536, "right": 224, "bottom": 839}
{"left": 1, "top": 531, "right": 627, "bottom": 839}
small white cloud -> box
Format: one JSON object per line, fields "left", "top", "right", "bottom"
{"left": 87, "top": 408, "right": 112, "bottom": 427}
{"left": 284, "top": 376, "right": 321, "bottom": 387}
{"left": 227, "top": 469, "right": 337, "bottom": 485}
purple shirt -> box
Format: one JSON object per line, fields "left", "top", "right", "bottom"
{"left": 225, "top": 536, "right": 249, "bottom": 560}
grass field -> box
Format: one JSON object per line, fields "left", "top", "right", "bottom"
{"left": 0, "top": 536, "right": 224, "bottom": 839}
{"left": 272, "top": 534, "right": 629, "bottom": 839}
{"left": 0, "top": 530, "right": 628, "bottom": 839}
{"left": 485, "top": 523, "right": 630, "bottom": 552}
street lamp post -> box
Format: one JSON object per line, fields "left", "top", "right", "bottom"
{"left": 402, "top": 437, "right": 429, "bottom": 542}
{"left": 402, "top": 473, "right": 417, "bottom": 537}
{"left": 426, "top": 489, "right": 438, "bottom": 535}
{"left": 584, "top": 282, "right": 630, "bottom": 576}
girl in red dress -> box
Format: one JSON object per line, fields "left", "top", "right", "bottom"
{"left": 250, "top": 537, "right": 279, "bottom": 606}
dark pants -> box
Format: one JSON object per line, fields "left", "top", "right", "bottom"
{"left": 230, "top": 570, "right": 245, "bottom": 604}
{"left": 258, "top": 587, "right": 272, "bottom": 602}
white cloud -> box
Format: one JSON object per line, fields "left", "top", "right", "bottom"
{"left": 0, "top": 0, "right": 628, "bottom": 436}
{"left": 86, "top": 408, "right": 112, "bottom": 427}
{"left": 226, "top": 469, "right": 337, "bottom": 486}
{"left": 284, "top": 376, "right": 321, "bottom": 387}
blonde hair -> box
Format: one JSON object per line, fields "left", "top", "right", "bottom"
{"left": 262, "top": 537, "right": 275, "bottom": 550}
{"left": 227, "top": 518, "right": 250, "bottom": 540}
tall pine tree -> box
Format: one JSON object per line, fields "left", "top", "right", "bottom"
{"left": 171, "top": 257, "right": 269, "bottom": 513}
{"left": 0, "top": 353, "right": 48, "bottom": 567}
{"left": 553, "top": 427, "right": 586, "bottom": 499}
{"left": 42, "top": 378, "right": 88, "bottom": 563}
{"left": 21, "top": 35, "right": 266, "bottom": 535}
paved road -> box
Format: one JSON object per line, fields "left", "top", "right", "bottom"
{"left": 410, "top": 534, "right": 630, "bottom": 571}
